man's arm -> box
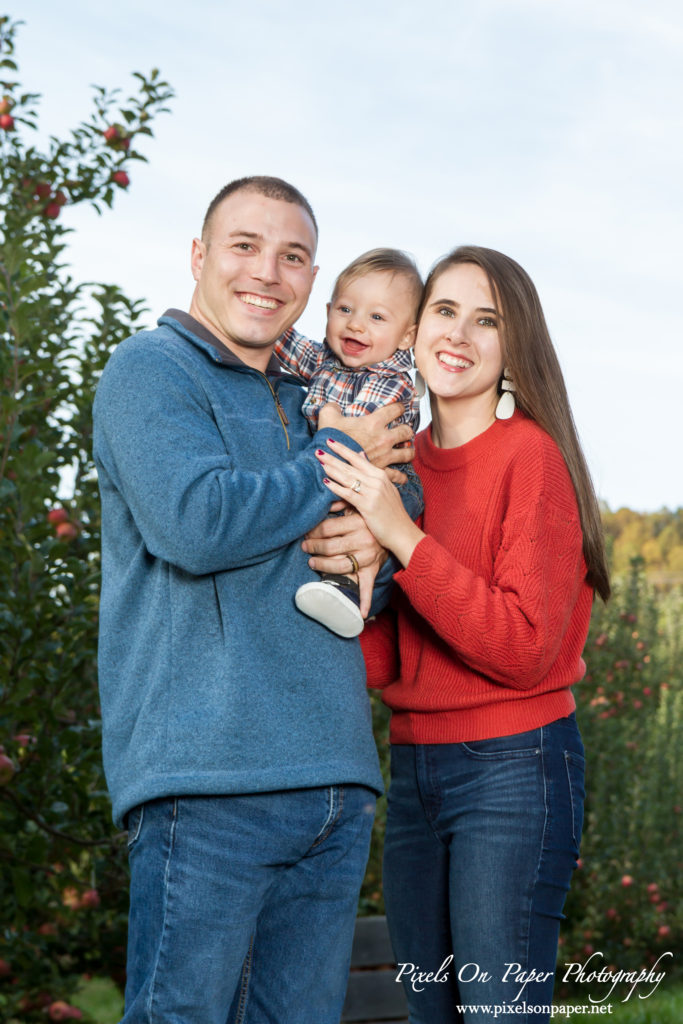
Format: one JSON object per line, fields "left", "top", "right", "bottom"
{"left": 93, "top": 343, "right": 355, "bottom": 576}
{"left": 94, "top": 344, "right": 414, "bottom": 578}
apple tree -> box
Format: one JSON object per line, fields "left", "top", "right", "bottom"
{"left": 0, "top": 15, "right": 172, "bottom": 1020}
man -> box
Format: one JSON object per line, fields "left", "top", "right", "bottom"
{"left": 93, "top": 176, "right": 412, "bottom": 1024}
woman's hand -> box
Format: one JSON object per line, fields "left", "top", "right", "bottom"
{"left": 302, "top": 510, "right": 388, "bottom": 618}
{"left": 318, "top": 402, "right": 414, "bottom": 471}
{"left": 315, "top": 439, "right": 425, "bottom": 568}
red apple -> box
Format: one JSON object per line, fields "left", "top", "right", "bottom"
{"left": 103, "top": 124, "right": 120, "bottom": 142}
{"left": 0, "top": 753, "right": 15, "bottom": 786}
{"left": 112, "top": 170, "right": 130, "bottom": 188}
{"left": 56, "top": 521, "right": 79, "bottom": 541}
{"left": 48, "top": 1001, "right": 83, "bottom": 1021}
{"left": 80, "top": 888, "right": 101, "bottom": 909}
{"left": 0, "top": 95, "right": 13, "bottom": 115}
{"left": 13, "top": 733, "right": 35, "bottom": 747}
{"left": 35, "top": 181, "right": 52, "bottom": 198}
{"left": 47, "top": 507, "right": 70, "bottom": 525}
{"left": 0, "top": 113, "right": 15, "bottom": 130}
{"left": 54, "top": 190, "right": 68, "bottom": 206}
{"left": 43, "top": 202, "right": 62, "bottom": 220}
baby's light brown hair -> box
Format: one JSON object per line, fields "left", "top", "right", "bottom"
{"left": 331, "top": 248, "right": 423, "bottom": 317}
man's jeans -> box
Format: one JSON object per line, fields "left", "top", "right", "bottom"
{"left": 383, "top": 716, "right": 585, "bottom": 1024}
{"left": 122, "top": 786, "right": 376, "bottom": 1024}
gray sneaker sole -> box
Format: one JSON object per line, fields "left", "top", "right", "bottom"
{"left": 295, "top": 581, "right": 364, "bottom": 638}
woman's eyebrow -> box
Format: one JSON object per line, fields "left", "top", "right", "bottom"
{"left": 429, "top": 298, "right": 501, "bottom": 317}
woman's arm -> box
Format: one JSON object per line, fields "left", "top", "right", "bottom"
{"left": 316, "top": 439, "right": 589, "bottom": 690}
{"left": 397, "top": 521, "right": 588, "bottom": 689}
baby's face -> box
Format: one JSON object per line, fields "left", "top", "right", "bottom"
{"left": 326, "top": 271, "right": 417, "bottom": 369}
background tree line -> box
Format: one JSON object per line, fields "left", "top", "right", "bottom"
{"left": 602, "top": 505, "right": 683, "bottom": 583}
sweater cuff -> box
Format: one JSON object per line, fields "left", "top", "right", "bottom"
{"left": 394, "top": 534, "right": 437, "bottom": 590}
{"left": 311, "top": 425, "right": 364, "bottom": 454}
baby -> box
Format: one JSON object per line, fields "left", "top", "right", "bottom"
{"left": 275, "top": 247, "right": 424, "bottom": 638}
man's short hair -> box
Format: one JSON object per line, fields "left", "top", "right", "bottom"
{"left": 332, "top": 248, "right": 423, "bottom": 314}
{"left": 202, "top": 176, "right": 318, "bottom": 241}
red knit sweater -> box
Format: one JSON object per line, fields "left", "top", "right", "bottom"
{"left": 361, "top": 412, "right": 594, "bottom": 743}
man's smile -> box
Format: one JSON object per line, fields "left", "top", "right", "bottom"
{"left": 238, "top": 292, "right": 282, "bottom": 310}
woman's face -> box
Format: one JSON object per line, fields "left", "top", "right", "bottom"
{"left": 415, "top": 262, "right": 504, "bottom": 417}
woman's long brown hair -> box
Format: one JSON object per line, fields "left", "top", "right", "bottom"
{"left": 420, "top": 245, "right": 611, "bottom": 602}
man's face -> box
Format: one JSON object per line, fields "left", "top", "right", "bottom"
{"left": 189, "top": 190, "right": 318, "bottom": 370}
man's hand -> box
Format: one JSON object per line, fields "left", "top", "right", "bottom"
{"left": 302, "top": 510, "right": 387, "bottom": 619}
{"left": 318, "top": 402, "right": 414, "bottom": 470}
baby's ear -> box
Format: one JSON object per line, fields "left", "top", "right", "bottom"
{"left": 397, "top": 324, "right": 417, "bottom": 350}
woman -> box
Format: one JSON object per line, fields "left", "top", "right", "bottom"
{"left": 313, "top": 246, "right": 610, "bottom": 1023}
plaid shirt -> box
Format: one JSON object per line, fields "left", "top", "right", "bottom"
{"left": 275, "top": 327, "right": 420, "bottom": 433}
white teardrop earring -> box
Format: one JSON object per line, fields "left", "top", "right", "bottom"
{"left": 495, "top": 367, "right": 516, "bottom": 420}
{"left": 412, "top": 350, "right": 426, "bottom": 398}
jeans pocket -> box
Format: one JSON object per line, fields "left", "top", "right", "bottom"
{"left": 564, "top": 750, "right": 586, "bottom": 846}
{"left": 460, "top": 728, "right": 542, "bottom": 760}
{"left": 126, "top": 804, "right": 145, "bottom": 850}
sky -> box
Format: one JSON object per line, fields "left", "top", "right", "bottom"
{"left": 11, "top": 0, "right": 683, "bottom": 512}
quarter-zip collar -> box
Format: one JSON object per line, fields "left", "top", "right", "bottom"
{"left": 158, "top": 310, "right": 298, "bottom": 448}
{"left": 159, "top": 309, "right": 302, "bottom": 382}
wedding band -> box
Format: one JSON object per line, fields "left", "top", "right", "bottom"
{"left": 346, "top": 553, "right": 360, "bottom": 574}
{"left": 351, "top": 479, "right": 362, "bottom": 493}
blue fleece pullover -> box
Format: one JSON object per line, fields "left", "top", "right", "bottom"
{"left": 93, "top": 312, "right": 384, "bottom": 826}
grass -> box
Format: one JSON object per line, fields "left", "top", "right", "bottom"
{"left": 560, "top": 984, "right": 683, "bottom": 1023}
{"left": 73, "top": 976, "right": 123, "bottom": 1023}
{"left": 74, "top": 976, "right": 682, "bottom": 1023}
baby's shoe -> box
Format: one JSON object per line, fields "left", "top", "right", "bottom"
{"left": 295, "top": 573, "right": 364, "bottom": 638}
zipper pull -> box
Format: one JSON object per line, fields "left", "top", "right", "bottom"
{"left": 274, "top": 392, "right": 289, "bottom": 426}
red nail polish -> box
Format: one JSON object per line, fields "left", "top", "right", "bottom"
{"left": 328, "top": 438, "right": 337, "bottom": 445}
{"left": 323, "top": 477, "right": 331, "bottom": 485}
{"left": 315, "top": 449, "right": 325, "bottom": 456}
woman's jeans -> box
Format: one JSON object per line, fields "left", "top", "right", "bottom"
{"left": 122, "top": 786, "right": 375, "bottom": 1024}
{"left": 383, "top": 716, "right": 585, "bottom": 1024}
